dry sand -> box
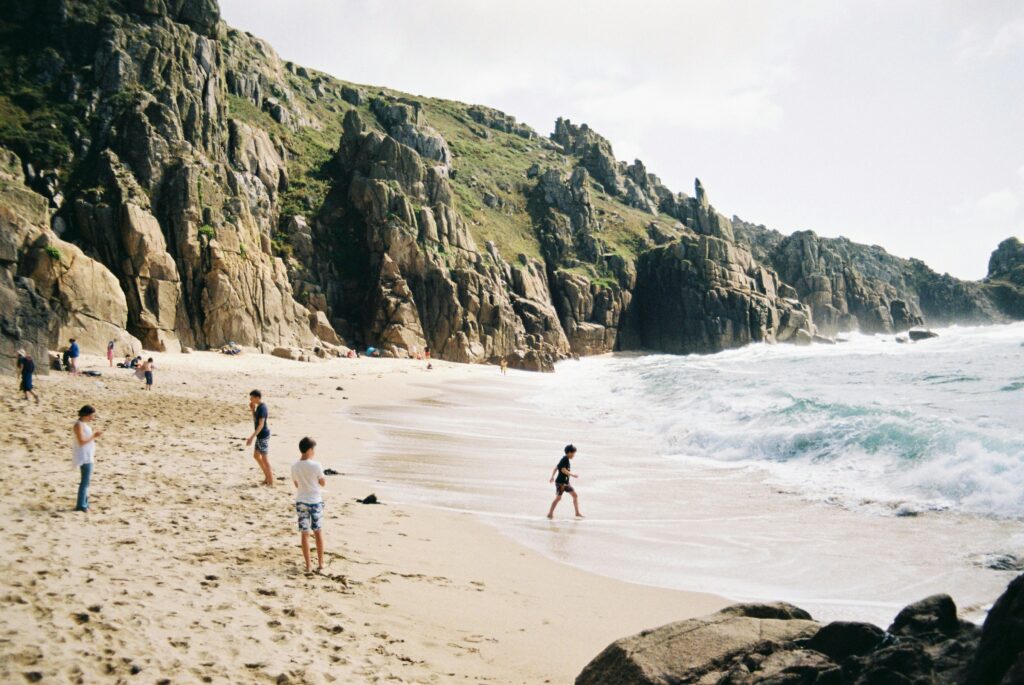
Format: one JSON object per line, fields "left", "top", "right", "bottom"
{"left": 0, "top": 352, "right": 726, "bottom": 684}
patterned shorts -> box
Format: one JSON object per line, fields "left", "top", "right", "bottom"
{"left": 296, "top": 501, "right": 324, "bottom": 532}
{"left": 255, "top": 437, "right": 270, "bottom": 454}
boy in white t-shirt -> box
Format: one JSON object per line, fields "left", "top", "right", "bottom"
{"left": 291, "top": 436, "right": 326, "bottom": 573}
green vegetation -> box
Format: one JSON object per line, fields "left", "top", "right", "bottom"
{"left": 44, "top": 245, "right": 62, "bottom": 261}
{"left": 198, "top": 224, "right": 216, "bottom": 240}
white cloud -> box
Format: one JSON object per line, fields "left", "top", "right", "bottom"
{"left": 1018, "top": 163, "right": 1024, "bottom": 185}
{"left": 956, "top": 17, "right": 1024, "bottom": 63}
{"left": 976, "top": 190, "right": 1020, "bottom": 220}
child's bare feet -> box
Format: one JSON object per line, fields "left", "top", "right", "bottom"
{"left": 546, "top": 513, "right": 553, "bottom": 519}
{"left": 575, "top": 513, "right": 584, "bottom": 518}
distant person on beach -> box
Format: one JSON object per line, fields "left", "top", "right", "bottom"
{"left": 72, "top": 405, "right": 102, "bottom": 512}
{"left": 292, "top": 436, "right": 326, "bottom": 573}
{"left": 106, "top": 340, "right": 115, "bottom": 367}
{"left": 500, "top": 358, "right": 508, "bottom": 375}
{"left": 246, "top": 389, "right": 274, "bottom": 486}
{"left": 141, "top": 357, "right": 154, "bottom": 390}
{"left": 68, "top": 338, "right": 80, "bottom": 376}
{"left": 424, "top": 345, "right": 431, "bottom": 360}
{"left": 16, "top": 349, "right": 38, "bottom": 402}
{"left": 547, "top": 444, "right": 583, "bottom": 519}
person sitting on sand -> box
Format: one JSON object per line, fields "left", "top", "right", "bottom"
{"left": 547, "top": 444, "right": 583, "bottom": 519}
{"left": 72, "top": 405, "right": 102, "bottom": 512}
{"left": 141, "top": 357, "right": 154, "bottom": 390}
{"left": 246, "top": 389, "right": 274, "bottom": 486}
{"left": 68, "top": 338, "right": 80, "bottom": 376}
{"left": 292, "top": 436, "right": 326, "bottom": 573}
{"left": 16, "top": 349, "right": 38, "bottom": 402}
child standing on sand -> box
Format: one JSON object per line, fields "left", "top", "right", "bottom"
{"left": 16, "top": 349, "right": 38, "bottom": 402}
{"left": 292, "top": 437, "right": 326, "bottom": 573}
{"left": 141, "top": 357, "right": 154, "bottom": 390}
{"left": 246, "top": 390, "right": 273, "bottom": 486}
{"left": 72, "top": 405, "right": 102, "bottom": 512}
{"left": 547, "top": 444, "right": 583, "bottom": 519}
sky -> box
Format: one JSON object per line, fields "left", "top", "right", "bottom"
{"left": 220, "top": 0, "right": 1024, "bottom": 280}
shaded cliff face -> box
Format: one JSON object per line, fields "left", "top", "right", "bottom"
{"left": 0, "top": 0, "right": 1019, "bottom": 371}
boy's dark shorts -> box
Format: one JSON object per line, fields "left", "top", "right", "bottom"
{"left": 144, "top": 370, "right": 153, "bottom": 385}
{"left": 556, "top": 483, "right": 575, "bottom": 495}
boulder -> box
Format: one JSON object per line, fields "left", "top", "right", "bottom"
{"left": 271, "top": 346, "right": 302, "bottom": 361}
{"left": 908, "top": 329, "right": 938, "bottom": 341}
{"left": 22, "top": 234, "right": 141, "bottom": 354}
{"left": 968, "top": 573, "right": 1024, "bottom": 685}
{"left": 309, "top": 310, "right": 342, "bottom": 346}
{"left": 575, "top": 603, "right": 819, "bottom": 685}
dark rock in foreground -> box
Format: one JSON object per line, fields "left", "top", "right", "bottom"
{"left": 577, "top": 573, "right": 1024, "bottom": 685}
{"left": 908, "top": 329, "right": 939, "bottom": 341}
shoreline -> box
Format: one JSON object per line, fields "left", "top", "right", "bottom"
{"left": 342, "top": 348, "right": 1022, "bottom": 628}
{"left": 0, "top": 351, "right": 727, "bottom": 684}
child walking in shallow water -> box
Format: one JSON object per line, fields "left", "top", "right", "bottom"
{"left": 292, "top": 437, "right": 326, "bottom": 573}
{"left": 547, "top": 444, "right": 583, "bottom": 519}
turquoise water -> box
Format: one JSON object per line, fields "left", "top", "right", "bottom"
{"left": 529, "top": 323, "right": 1024, "bottom": 520}
{"left": 354, "top": 323, "right": 1024, "bottom": 623}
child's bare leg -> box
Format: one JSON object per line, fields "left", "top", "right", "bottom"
{"left": 313, "top": 530, "right": 324, "bottom": 571}
{"left": 571, "top": 492, "right": 583, "bottom": 517}
{"left": 301, "top": 532, "right": 312, "bottom": 572}
{"left": 253, "top": 451, "right": 273, "bottom": 485}
{"left": 547, "top": 495, "right": 561, "bottom": 519}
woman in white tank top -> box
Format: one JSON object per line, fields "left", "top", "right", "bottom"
{"left": 73, "top": 405, "right": 102, "bottom": 512}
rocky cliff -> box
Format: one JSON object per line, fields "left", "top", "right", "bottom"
{"left": 0, "top": 0, "right": 1019, "bottom": 371}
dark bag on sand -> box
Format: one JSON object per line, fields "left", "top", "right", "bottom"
{"left": 357, "top": 493, "right": 379, "bottom": 505}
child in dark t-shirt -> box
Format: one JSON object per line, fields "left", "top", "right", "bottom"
{"left": 547, "top": 444, "right": 583, "bottom": 519}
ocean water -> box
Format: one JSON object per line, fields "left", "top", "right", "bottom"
{"left": 527, "top": 323, "right": 1024, "bottom": 521}
{"left": 351, "top": 323, "right": 1024, "bottom": 624}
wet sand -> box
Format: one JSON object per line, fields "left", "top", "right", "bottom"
{"left": 0, "top": 352, "right": 725, "bottom": 684}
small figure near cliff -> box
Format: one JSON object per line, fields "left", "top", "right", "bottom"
{"left": 141, "top": 358, "right": 155, "bottom": 390}
{"left": 16, "top": 349, "right": 38, "bottom": 402}
{"left": 72, "top": 405, "right": 102, "bottom": 513}
{"left": 68, "top": 338, "right": 80, "bottom": 376}
{"left": 246, "top": 389, "right": 274, "bottom": 486}
{"left": 106, "top": 340, "right": 115, "bottom": 368}
{"left": 547, "top": 444, "right": 583, "bottom": 519}
{"left": 292, "top": 436, "right": 326, "bottom": 574}
{"left": 500, "top": 358, "right": 508, "bottom": 375}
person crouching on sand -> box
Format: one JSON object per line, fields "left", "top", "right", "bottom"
{"left": 547, "top": 443, "right": 583, "bottom": 519}
{"left": 246, "top": 389, "right": 273, "bottom": 485}
{"left": 72, "top": 405, "right": 102, "bottom": 512}
{"left": 292, "top": 436, "right": 326, "bottom": 573}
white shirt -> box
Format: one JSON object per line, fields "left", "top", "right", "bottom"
{"left": 72, "top": 421, "right": 95, "bottom": 468}
{"left": 291, "top": 460, "right": 325, "bottom": 504}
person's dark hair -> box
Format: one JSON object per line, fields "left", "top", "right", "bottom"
{"left": 299, "top": 436, "right": 316, "bottom": 453}
{"left": 78, "top": 405, "right": 96, "bottom": 418}
{"left": 249, "top": 389, "right": 262, "bottom": 398}
{"left": 147, "top": 357, "right": 153, "bottom": 362}
{"left": 564, "top": 444, "right": 577, "bottom": 454}
{"left": 69, "top": 338, "right": 76, "bottom": 343}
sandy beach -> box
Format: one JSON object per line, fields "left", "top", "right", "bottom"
{"left": 0, "top": 352, "right": 726, "bottom": 684}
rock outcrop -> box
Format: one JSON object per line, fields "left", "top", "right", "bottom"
{"left": 577, "top": 573, "right": 1024, "bottom": 685}
{"left": 0, "top": 0, "right": 1018, "bottom": 371}
{"left": 632, "top": 232, "right": 815, "bottom": 353}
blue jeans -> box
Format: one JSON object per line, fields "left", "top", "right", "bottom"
{"left": 76, "top": 463, "right": 92, "bottom": 511}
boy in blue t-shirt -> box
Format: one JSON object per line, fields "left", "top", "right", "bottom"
{"left": 245, "top": 389, "right": 274, "bottom": 486}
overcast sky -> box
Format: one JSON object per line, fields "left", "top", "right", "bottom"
{"left": 220, "top": 0, "right": 1023, "bottom": 280}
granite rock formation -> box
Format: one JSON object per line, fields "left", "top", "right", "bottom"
{"left": 578, "top": 573, "right": 1024, "bottom": 685}
{"left": 0, "top": 0, "right": 1019, "bottom": 371}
